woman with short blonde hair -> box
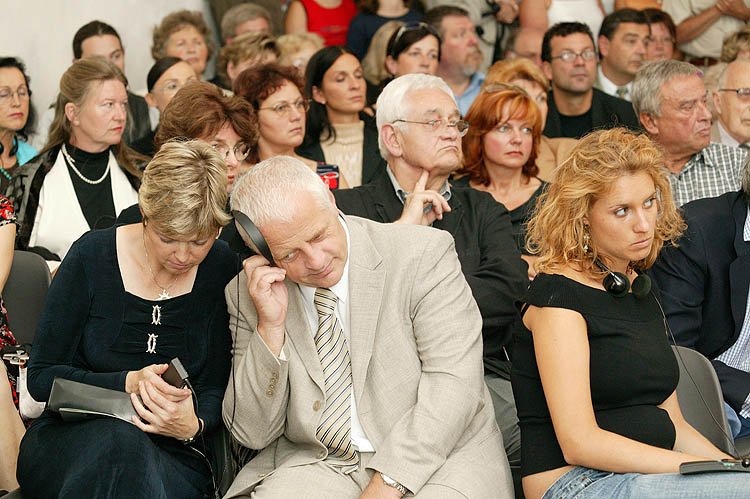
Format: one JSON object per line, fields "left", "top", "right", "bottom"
{"left": 17, "top": 140, "right": 238, "bottom": 498}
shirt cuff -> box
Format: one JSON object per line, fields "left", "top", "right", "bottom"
{"left": 257, "top": 332, "right": 287, "bottom": 364}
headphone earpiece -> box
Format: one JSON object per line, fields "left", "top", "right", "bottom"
{"left": 602, "top": 269, "right": 630, "bottom": 297}
{"left": 594, "top": 258, "right": 652, "bottom": 299}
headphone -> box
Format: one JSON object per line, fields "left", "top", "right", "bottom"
{"left": 594, "top": 258, "right": 652, "bottom": 299}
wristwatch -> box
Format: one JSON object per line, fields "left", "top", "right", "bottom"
{"left": 380, "top": 472, "right": 408, "bottom": 496}
{"left": 182, "top": 417, "right": 204, "bottom": 445}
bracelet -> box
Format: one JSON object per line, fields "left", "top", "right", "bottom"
{"left": 181, "top": 417, "right": 204, "bottom": 445}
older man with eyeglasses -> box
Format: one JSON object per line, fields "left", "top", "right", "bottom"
{"left": 541, "top": 22, "right": 641, "bottom": 139}
{"left": 712, "top": 60, "right": 750, "bottom": 149}
{"left": 334, "top": 74, "right": 528, "bottom": 467}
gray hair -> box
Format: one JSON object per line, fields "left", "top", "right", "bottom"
{"left": 375, "top": 73, "right": 456, "bottom": 158}
{"left": 632, "top": 60, "right": 702, "bottom": 117}
{"left": 230, "top": 155, "right": 333, "bottom": 227}
{"left": 220, "top": 3, "right": 273, "bottom": 42}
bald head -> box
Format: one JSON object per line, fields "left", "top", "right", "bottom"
{"left": 507, "top": 27, "right": 545, "bottom": 68}
{"left": 714, "top": 60, "right": 750, "bottom": 145}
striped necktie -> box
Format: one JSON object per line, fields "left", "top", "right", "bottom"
{"left": 313, "top": 288, "right": 358, "bottom": 465}
{"left": 616, "top": 86, "right": 628, "bottom": 99}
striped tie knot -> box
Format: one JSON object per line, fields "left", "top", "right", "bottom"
{"left": 314, "top": 288, "right": 337, "bottom": 317}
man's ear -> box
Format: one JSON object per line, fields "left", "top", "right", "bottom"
{"left": 712, "top": 90, "right": 724, "bottom": 119}
{"left": 312, "top": 85, "right": 326, "bottom": 105}
{"left": 639, "top": 112, "right": 659, "bottom": 136}
{"left": 598, "top": 35, "right": 610, "bottom": 59}
{"left": 542, "top": 61, "right": 553, "bottom": 82}
{"left": 381, "top": 123, "right": 402, "bottom": 158}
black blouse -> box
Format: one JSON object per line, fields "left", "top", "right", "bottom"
{"left": 512, "top": 273, "right": 679, "bottom": 477}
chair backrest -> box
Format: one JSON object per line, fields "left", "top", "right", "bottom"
{"left": 673, "top": 345, "right": 735, "bottom": 455}
{"left": 3, "top": 250, "right": 51, "bottom": 345}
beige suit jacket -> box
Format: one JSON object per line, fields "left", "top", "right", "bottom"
{"left": 222, "top": 216, "right": 511, "bottom": 498}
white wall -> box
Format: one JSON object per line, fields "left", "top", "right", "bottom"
{"left": 0, "top": 0, "right": 219, "bottom": 122}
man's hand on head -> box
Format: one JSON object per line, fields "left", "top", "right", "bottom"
{"left": 244, "top": 255, "right": 288, "bottom": 356}
{"left": 395, "top": 170, "right": 451, "bottom": 226}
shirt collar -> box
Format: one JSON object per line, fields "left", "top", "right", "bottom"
{"left": 385, "top": 165, "right": 451, "bottom": 204}
{"left": 718, "top": 121, "right": 742, "bottom": 148}
{"left": 298, "top": 215, "right": 350, "bottom": 305}
{"left": 597, "top": 67, "right": 631, "bottom": 98}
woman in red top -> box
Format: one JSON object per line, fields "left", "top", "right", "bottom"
{"left": 285, "top": 0, "right": 358, "bottom": 47}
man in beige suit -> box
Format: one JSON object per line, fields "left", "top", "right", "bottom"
{"left": 222, "top": 156, "right": 512, "bottom": 498}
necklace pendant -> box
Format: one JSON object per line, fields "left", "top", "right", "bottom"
{"left": 158, "top": 289, "right": 171, "bottom": 300}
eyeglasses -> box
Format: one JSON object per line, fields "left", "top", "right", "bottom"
{"left": 153, "top": 78, "right": 197, "bottom": 95}
{"left": 550, "top": 49, "right": 597, "bottom": 63}
{"left": 390, "top": 22, "right": 441, "bottom": 57}
{"left": 0, "top": 87, "right": 30, "bottom": 104}
{"left": 718, "top": 88, "right": 750, "bottom": 98}
{"left": 258, "top": 98, "right": 310, "bottom": 117}
{"left": 644, "top": 36, "right": 675, "bottom": 47}
{"left": 392, "top": 118, "right": 469, "bottom": 136}
{"left": 211, "top": 142, "right": 251, "bottom": 162}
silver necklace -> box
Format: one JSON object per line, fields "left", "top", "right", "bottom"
{"left": 142, "top": 229, "right": 179, "bottom": 300}
{"left": 61, "top": 144, "right": 111, "bottom": 185}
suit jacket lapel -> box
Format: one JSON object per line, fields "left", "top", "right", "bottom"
{"left": 371, "top": 172, "right": 404, "bottom": 223}
{"left": 345, "top": 217, "right": 384, "bottom": 407}
{"left": 284, "top": 280, "right": 326, "bottom": 392}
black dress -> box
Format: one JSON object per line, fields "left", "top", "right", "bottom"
{"left": 511, "top": 273, "right": 679, "bottom": 477}
{"left": 452, "top": 176, "right": 546, "bottom": 255}
{"left": 16, "top": 226, "right": 238, "bottom": 498}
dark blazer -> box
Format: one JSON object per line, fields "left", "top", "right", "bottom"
{"left": 650, "top": 190, "right": 750, "bottom": 411}
{"left": 334, "top": 172, "right": 529, "bottom": 373}
{"left": 296, "top": 113, "right": 386, "bottom": 186}
{"left": 544, "top": 87, "right": 641, "bottom": 139}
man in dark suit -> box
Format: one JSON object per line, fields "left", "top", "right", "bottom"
{"left": 541, "top": 22, "right": 640, "bottom": 139}
{"left": 650, "top": 168, "right": 750, "bottom": 439}
{"left": 334, "top": 73, "right": 528, "bottom": 463}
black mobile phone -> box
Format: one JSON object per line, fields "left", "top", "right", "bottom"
{"left": 162, "top": 358, "right": 189, "bottom": 389}
{"left": 232, "top": 210, "right": 275, "bottom": 265}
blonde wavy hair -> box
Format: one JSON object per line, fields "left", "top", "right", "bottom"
{"left": 139, "top": 140, "right": 232, "bottom": 239}
{"left": 526, "top": 128, "right": 685, "bottom": 276}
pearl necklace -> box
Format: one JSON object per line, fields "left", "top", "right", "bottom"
{"left": 142, "top": 230, "right": 179, "bottom": 300}
{"left": 61, "top": 144, "right": 111, "bottom": 185}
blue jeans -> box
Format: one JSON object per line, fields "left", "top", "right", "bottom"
{"left": 542, "top": 466, "right": 750, "bottom": 499}
{"left": 724, "top": 401, "right": 750, "bottom": 439}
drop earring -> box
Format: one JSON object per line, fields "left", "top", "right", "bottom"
{"left": 582, "top": 225, "right": 590, "bottom": 253}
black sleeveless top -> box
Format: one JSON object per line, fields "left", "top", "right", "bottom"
{"left": 511, "top": 273, "right": 679, "bottom": 477}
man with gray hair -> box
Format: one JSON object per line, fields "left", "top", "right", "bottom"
{"left": 712, "top": 59, "right": 750, "bottom": 148}
{"left": 222, "top": 155, "right": 513, "bottom": 498}
{"left": 334, "top": 73, "right": 528, "bottom": 466}
{"left": 633, "top": 59, "right": 748, "bottom": 206}
{"left": 651, "top": 162, "right": 750, "bottom": 442}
